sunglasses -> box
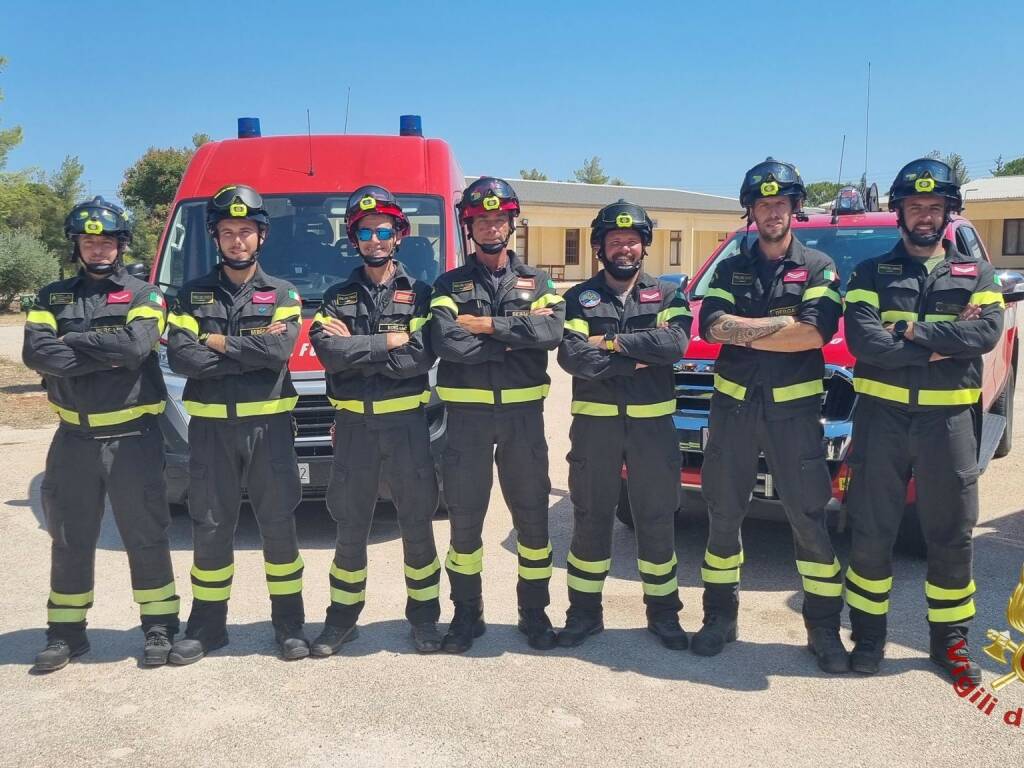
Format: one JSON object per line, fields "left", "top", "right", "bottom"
{"left": 356, "top": 227, "right": 396, "bottom": 242}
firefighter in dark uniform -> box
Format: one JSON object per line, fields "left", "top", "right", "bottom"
{"left": 429, "top": 176, "right": 566, "bottom": 652}
{"left": 23, "top": 197, "right": 179, "bottom": 671}
{"left": 844, "top": 158, "right": 1003, "bottom": 680}
{"left": 308, "top": 186, "right": 442, "bottom": 655}
{"left": 696, "top": 159, "right": 848, "bottom": 673}
{"left": 557, "top": 200, "right": 692, "bottom": 649}
{"left": 166, "top": 184, "right": 307, "bottom": 664}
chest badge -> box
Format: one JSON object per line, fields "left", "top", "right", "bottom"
{"left": 783, "top": 269, "right": 809, "bottom": 283}
{"left": 107, "top": 290, "right": 132, "bottom": 304}
{"left": 878, "top": 263, "right": 903, "bottom": 276}
{"left": 731, "top": 272, "right": 754, "bottom": 286}
{"left": 392, "top": 290, "right": 415, "bottom": 305}
{"left": 579, "top": 290, "right": 601, "bottom": 308}
{"left": 252, "top": 291, "right": 276, "bottom": 304}
{"left": 453, "top": 280, "right": 474, "bottom": 294}
{"left": 190, "top": 291, "right": 215, "bottom": 305}
{"left": 951, "top": 263, "right": 979, "bottom": 278}
{"left": 49, "top": 292, "right": 74, "bottom": 305}
{"left": 336, "top": 292, "right": 358, "bottom": 306}
{"left": 639, "top": 287, "right": 661, "bottom": 303}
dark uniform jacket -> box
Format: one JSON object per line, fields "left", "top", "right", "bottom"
{"left": 845, "top": 240, "right": 1004, "bottom": 410}
{"left": 310, "top": 261, "right": 434, "bottom": 417}
{"left": 23, "top": 268, "right": 168, "bottom": 434}
{"left": 166, "top": 264, "right": 301, "bottom": 419}
{"left": 559, "top": 271, "right": 691, "bottom": 417}
{"left": 698, "top": 237, "right": 842, "bottom": 419}
{"left": 429, "top": 251, "right": 565, "bottom": 408}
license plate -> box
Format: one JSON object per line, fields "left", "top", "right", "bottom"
{"left": 701, "top": 427, "right": 710, "bottom": 450}
{"left": 298, "top": 463, "right": 310, "bottom": 485}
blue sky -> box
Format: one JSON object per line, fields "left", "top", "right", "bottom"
{"left": 3, "top": 0, "right": 1022, "bottom": 202}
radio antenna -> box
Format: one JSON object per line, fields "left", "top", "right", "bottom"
{"left": 831, "top": 134, "right": 847, "bottom": 224}
{"left": 306, "top": 108, "right": 315, "bottom": 176}
{"left": 863, "top": 61, "right": 871, "bottom": 194}
{"left": 343, "top": 87, "right": 351, "bottom": 135}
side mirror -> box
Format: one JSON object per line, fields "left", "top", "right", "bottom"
{"left": 677, "top": 274, "right": 690, "bottom": 295}
{"left": 996, "top": 270, "right": 1024, "bottom": 304}
{"left": 125, "top": 262, "right": 150, "bottom": 280}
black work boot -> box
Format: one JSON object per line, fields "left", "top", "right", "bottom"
{"left": 442, "top": 600, "right": 486, "bottom": 654}
{"left": 849, "top": 635, "right": 886, "bottom": 675}
{"left": 274, "top": 619, "right": 310, "bottom": 661}
{"left": 33, "top": 630, "right": 89, "bottom": 673}
{"left": 930, "top": 626, "right": 982, "bottom": 685}
{"left": 690, "top": 612, "right": 737, "bottom": 657}
{"left": 807, "top": 627, "right": 849, "bottom": 674}
{"left": 310, "top": 623, "right": 359, "bottom": 657}
{"left": 518, "top": 607, "right": 557, "bottom": 651}
{"left": 647, "top": 611, "right": 689, "bottom": 650}
{"left": 142, "top": 625, "right": 174, "bottom": 667}
{"left": 411, "top": 622, "right": 442, "bottom": 654}
{"left": 556, "top": 608, "right": 604, "bottom": 648}
{"left": 168, "top": 604, "right": 228, "bottom": 666}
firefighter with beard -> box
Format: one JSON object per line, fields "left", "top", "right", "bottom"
{"left": 307, "top": 186, "right": 442, "bottom": 655}
{"left": 843, "top": 159, "right": 1003, "bottom": 680}
{"left": 429, "top": 176, "right": 565, "bottom": 652}
{"left": 23, "top": 197, "right": 178, "bottom": 671}
{"left": 556, "top": 200, "right": 692, "bottom": 649}
{"left": 166, "top": 184, "right": 307, "bottom": 664}
{"left": 696, "top": 159, "right": 848, "bottom": 673}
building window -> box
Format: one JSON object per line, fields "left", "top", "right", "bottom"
{"left": 1005, "top": 219, "right": 1024, "bottom": 256}
{"left": 565, "top": 229, "right": 580, "bottom": 265}
{"left": 669, "top": 230, "right": 682, "bottom": 266}
{"left": 516, "top": 222, "right": 529, "bottom": 263}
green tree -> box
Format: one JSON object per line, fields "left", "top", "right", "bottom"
{"left": 993, "top": 155, "right": 1024, "bottom": 176}
{"left": 0, "top": 56, "right": 24, "bottom": 171}
{"left": 519, "top": 168, "right": 548, "bottom": 180}
{"left": 804, "top": 181, "right": 847, "bottom": 207}
{"left": 0, "top": 229, "right": 58, "bottom": 309}
{"left": 192, "top": 133, "right": 211, "bottom": 148}
{"left": 926, "top": 150, "right": 970, "bottom": 184}
{"left": 573, "top": 156, "right": 610, "bottom": 185}
{"left": 610, "top": 177, "right": 627, "bottom": 186}
{"left": 120, "top": 144, "right": 197, "bottom": 263}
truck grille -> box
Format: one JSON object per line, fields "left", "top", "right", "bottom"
{"left": 293, "top": 394, "right": 334, "bottom": 440}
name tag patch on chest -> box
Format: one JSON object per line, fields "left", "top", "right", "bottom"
{"left": 336, "top": 293, "right": 358, "bottom": 306}
{"left": 49, "top": 293, "right": 74, "bottom": 305}
{"left": 240, "top": 326, "right": 271, "bottom": 336}
{"left": 731, "top": 272, "right": 754, "bottom": 286}
{"left": 878, "top": 263, "right": 903, "bottom": 276}
{"left": 90, "top": 324, "right": 123, "bottom": 333}
{"left": 770, "top": 306, "right": 798, "bottom": 316}
{"left": 579, "top": 290, "right": 601, "bottom": 308}
{"left": 252, "top": 291, "right": 277, "bottom": 304}
{"left": 639, "top": 288, "right": 661, "bottom": 303}
{"left": 191, "top": 291, "right": 215, "bottom": 305}
{"left": 783, "top": 269, "right": 809, "bottom": 283}
{"left": 453, "top": 280, "right": 474, "bottom": 293}
{"left": 951, "top": 263, "right": 978, "bottom": 277}
{"left": 378, "top": 321, "right": 409, "bottom": 333}
{"left": 392, "top": 290, "right": 415, "bottom": 305}
{"left": 107, "top": 290, "right": 132, "bottom": 304}
{"left": 515, "top": 277, "right": 535, "bottom": 291}
{"left": 505, "top": 309, "right": 530, "bottom": 317}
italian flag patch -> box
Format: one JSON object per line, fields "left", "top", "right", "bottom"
{"left": 823, "top": 268, "right": 836, "bottom": 282}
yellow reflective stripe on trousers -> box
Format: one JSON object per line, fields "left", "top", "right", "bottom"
{"left": 329, "top": 397, "right": 364, "bottom": 414}
{"left": 192, "top": 563, "right": 235, "bottom": 582}
{"left": 638, "top": 554, "right": 677, "bottom": 576}
{"left": 918, "top": 388, "right": 981, "bottom": 406}
{"left": 132, "top": 582, "right": 176, "bottom": 603}
{"left": 236, "top": 397, "right": 298, "bottom": 417}
{"left": 567, "top": 575, "right": 605, "bottom": 593}
{"left": 704, "top": 550, "right": 744, "bottom": 569}
{"left": 571, "top": 400, "right": 619, "bottom": 416}
{"left": 445, "top": 546, "right": 483, "bottom": 575}
{"left": 409, "top": 314, "right": 431, "bottom": 333}
{"left": 701, "top": 567, "right": 739, "bottom": 584}
{"left": 374, "top": 391, "right": 430, "bottom": 414}
{"left": 519, "top": 565, "right": 553, "bottom": 580}
{"left": 330, "top": 588, "right": 366, "bottom": 605}
{"left": 267, "top": 578, "right": 303, "bottom": 595}
{"left": 168, "top": 312, "right": 200, "bottom": 335}
{"left": 796, "top": 558, "right": 841, "bottom": 578}
{"left": 656, "top": 306, "right": 693, "bottom": 324}
{"left": 704, "top": 287, "right": 735, "bottom": 304}
{"left": 517, "top": 541, "right": 552, "bottom": 560}
{"left": 531, "top": 293, "right": 565, "bottom": 310}
{"left": 567, "top": 552, "right": 611, "bottom": 573}
{"left": 271, "top": 305, "right": 301, "bottom": 323}
{"left": 853, "top": 378, "right": 910, "bottom": 404}
{"left": 139, "top": 598, "right": 180, "bottom": 615}
{"left": 626, "top": 400, "right": 676, "bottom": 418}
{"left": 845, "top": 567, "right": 891, "bottom": 593}
{"left": 407, "top": 584, "right": 440, "bottom": 601}
{"left": 846, "top": 590, "right": 889, "bottom": 615}
{"left": 53, "top": 402, "right": 166, "bottom": 427}
{"left": 192, "top": 585, "right": 231, "bottom": 601}
{"left": 642, "top": 579, "right": 679, "bottom": 597}
{"left": 714, "top": 374, "right": 747, "bottom": 401}
{"left": 126, "top": 305, "right": 167, "bottom": 334}
{"left": 564, "top": 318, "right": 589, "bottom": 336}
{"left": 802, "top": 286, "right": 842, "bottom": 304}
{"left": 802, "top": 578, "right": 844, "bottom": 597}
{"left": 970, "top": 291, "right": 1005, "bottom": 307}
{"left": 184, "top": 401, "right": 229, "bottom": 418}
{"left": 501, "top": 384, "right": 550, "bottom": 404}
{"left": 265, "top": 556, "right": 304, "bottom": 577}
{"left": 925, "top": 580, "right": 976, "bottom": 601}
{"left": 772, "top": 379, "right": 824, "bottom": 403}
{"left": 330, "top": 564, "right": 367, "bottom": 583}
{"left": 27, "top": 309, "right": 58, "bottom": 330}
{"left": 430, "top": 295, "right": 459, "bottom": 315}
{"left": 50, "top": 590, "right": 94, "bottom": 607}
{"left": 928, "top": 600, "right": 976, "bottom": 623}
{"left": 880, "top": 310, "right": 917, "bottom": 323}
{"left": 845, "top": 289, "right": 880, "bottom": 307}
{"left": 436, "top": 386, "right": 495, "bottom": 404}
{"left": 404, "top": 559, "right": 441, "bottom": 581}
{"left": 48, "top": 608, "right": 89, "bottom": 622}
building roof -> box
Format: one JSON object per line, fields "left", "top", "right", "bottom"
{"left": 466, "top": 176, "right": 742, "bottom": 215}
{"left": 962, "top": 176, "right": 1024, "bottom": 202}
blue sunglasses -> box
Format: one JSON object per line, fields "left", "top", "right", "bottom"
{"left": 356, "top": 227, "right": 395, "bottom": 242}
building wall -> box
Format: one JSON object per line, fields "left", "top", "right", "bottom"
{"left": 962, "top": 199, "right": 1024, "bottom": 269}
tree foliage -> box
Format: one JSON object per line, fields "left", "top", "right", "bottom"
{"left": 992, "top": 155, "right": 1024, "bottom": 177}
{"left": 519, "top": 168, "right": 548, "bottom": 180}
{"left": 573, "top": 156, "right": 610, "bottom": 185}
{"left": 0, "top": 56, "right": 23, "bottom": 171}
{"left": 926, "top": 150, "right": 970, "bottom": 184}
{"left": 0, "top": 229, "right": 58, "bottom": 308}
{"left": 120, "top": 142, "right": 199, "bottom": 263}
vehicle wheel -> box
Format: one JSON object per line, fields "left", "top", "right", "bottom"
{"left": 615, "top": 480, "right": 634, "bottom": 529}
{"left": 992, "top": 365, "right": 1015, "bottom": 459}
{"left": 895, "top": 504, "right": 927, "bottom": 559}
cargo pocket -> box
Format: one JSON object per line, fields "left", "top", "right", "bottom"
{"left": 701, "top": 445, "right": 723, "bottom": 504}
{"left": 273, "top": 460, "right": 302, "bottom": 513}
{"left": 185, "top": 463, "right": 208, "bottom": 523}
{"left": 955, "top": 465, "right": 980, "bottom": 529}
{"left": 440, "top": 448, "right": 462, "bottom": 508}
{"left": 566, "top": 453, "right": 588, "bottom": 511}
{"left": 799, "top": 453, "right": 833, "bottom": 513}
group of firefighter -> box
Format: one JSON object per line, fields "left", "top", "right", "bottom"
{"left": 23, "top": 156, "right": 1002, "bottom": 685}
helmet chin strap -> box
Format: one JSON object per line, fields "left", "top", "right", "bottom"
{"left": 897, "top": 206, "right": 947, "bottom": 247}
{"left": 599, "top": 247, "right": 644, "bottom": 280}
{"left": 470, "top": 216, "right": 515, "bottom": 256}
{"left": 217, "top": 230, "right": 263, "bottom": 270}
{"left": 360, "top": 240, "right": 397, "bottom": 268}
{"left": 74, "top": 241, "right": 123, "bottom": 276}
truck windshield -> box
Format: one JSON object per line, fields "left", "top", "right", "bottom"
{"left": 690, "top": 225, "right": 901, "bottom": 298}
{"left": 155, "top": 193, "right": 445, "bottom": 303}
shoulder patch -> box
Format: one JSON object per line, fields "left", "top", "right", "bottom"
{"left": 190, "top": 291, "right": 215, "bottom": 305}
{"left": 252, "top": 291, "right": 276, "bottom": 304}
{"left": 877, "top": 263, "right": 903, "bottom": 276}
{"left": 49, "top": 292, "right": 74, "bottom": 305}
{"left": 579, "top": 289, "right": 601, "bottom": 308}
{"left": 392, "top": 290, "right": 415, "bottom": 305}
{"left": 638, "top": 287, "right": 661, "bottom": 303}
{"left": 950, "top": 263, "right": 978, "bottom": 278}
{"left": 515, "top": 277, "right": 536, "bottom": 291}
{"left": 107, "top": 290, "right": 132, "bottom": 304}
{"left": 453, "top": 280, "right": 474, "bottom": 294}
{"left": 783, "top": 269, "right": 809, "bottom": 284}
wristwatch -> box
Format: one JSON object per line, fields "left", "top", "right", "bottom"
{"left": 198, "top": 332, "right": 211, "bottom": 344}
{"left": 604, "top": 332, "right": 616, "bottom": 351}
{"left": 892, "top": 320, "right": 909, "bottom": 340}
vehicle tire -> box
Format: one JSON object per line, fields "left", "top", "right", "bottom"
{"left": 615, "top": 480, "right": 634, "bottom": 529}
{"left": 992, "top": 364, "right": 1015, "bottom": 459}
{"left": 895, "top": 504, "right": 927, "bottom": 559}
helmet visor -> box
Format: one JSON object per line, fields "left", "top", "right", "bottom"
{"left": 896, "top": 159, "right": 956, "bottom": 190}
{"left": 72, "top": 206, "right": 126, "bottom": 236}
{"left": 211, "top": 185, "right": 264, "bottom": 218}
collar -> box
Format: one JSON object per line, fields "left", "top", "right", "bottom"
{"left": 745, "top": 235, "right": 807, "bottom": 267}
{"left": 469, "top": 249, "right": 529, "bottom": 278}
{"left": 595, "top": 270, "right": 658, "bottom": 298}
{"left": 71, "top": 267, "right": 128, "bottom": 291}
{"left": 885, "top": 239, "right": 963, "bottom": 266}
{"left": 341, "top": 260, "right": 416, "bottom": 292}
{"left": 206, "top": 263, "right": 275, "bottom": 291}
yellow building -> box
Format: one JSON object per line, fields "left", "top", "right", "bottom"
{"left": 466, "top": 177, "right": 743, "bottom": 281}
{"left": 961, "top": 176, "right": 1024, "bottom": 269}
